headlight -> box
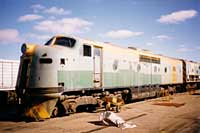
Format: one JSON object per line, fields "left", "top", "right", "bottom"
{"left": 21, "top": 43, "right": 36, "bottom": 55}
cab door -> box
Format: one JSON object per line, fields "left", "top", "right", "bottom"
{"left": 172, "top": 66, "right": 177, "bottom": 83}
{"left": 93, "top": 46, "right": 102, "bottom": 88}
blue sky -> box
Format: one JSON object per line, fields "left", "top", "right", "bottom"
{"left": 0, "top": 0, "right": 200, "bottom": 61}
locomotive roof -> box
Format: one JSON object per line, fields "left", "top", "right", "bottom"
{"left": 75, "top": 36, "right": 180, "bottom": 61}
{"left": 54, "top": 35, "right": 198, "bottom": 63}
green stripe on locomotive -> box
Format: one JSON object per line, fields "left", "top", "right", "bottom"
{"left": 57, "top": 71, "right": 93, "bottom": 89}
{"left": 103, "top": 70, "right": 161, "bottom": 87}
{"left": 57, "top": 70, "right": 161, "bottom": 89}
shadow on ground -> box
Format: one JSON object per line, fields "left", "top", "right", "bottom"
{"left": 0, "top": 104, "right": 23, "bottom": 122}
{"left": 88, "top": 121, "right": 104, "bottom": 126}
{"left": 192, "top": 92, "right": 200, "bottom": 95}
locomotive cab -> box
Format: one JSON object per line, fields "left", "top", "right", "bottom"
{"left": 16, "top": 36, "right": 79, "bottom": 120}
{"left": 16, "top": 36, "right": 77, "bottom": 100}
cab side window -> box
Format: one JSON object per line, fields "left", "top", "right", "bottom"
{"left": 83, "top": 44, "right": 91, "bottom": 57}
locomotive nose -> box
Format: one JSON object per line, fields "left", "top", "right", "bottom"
{"left": 21, "top": 43, "right": 37, "bottom": 55}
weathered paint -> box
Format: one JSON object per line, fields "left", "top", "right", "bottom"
{"left": 57, "top": 70, "right": 93, "bottom": 90}
{"left": 172, "top": 66, "right": 177, "bottom": 83}
{"left": 21, "top": 36, "right": 186, "bottom": 94}
{"left": 103, "top": 70, "right": 161, "bottom": 87}
{"left": 160, "top": 55, "right": 183, "bottom": 84}
{"left": 57, "top": 69, "right": 162, "bottom": 89}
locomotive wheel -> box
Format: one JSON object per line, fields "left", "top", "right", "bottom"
{"left": 156, "top": 91, "right": 161, "bottom": 98}
{"left": 51, "top": 107, "right": 58, "bottom": 117}
{"left": 116, "top": 105, "right": 121, "bottom": 113}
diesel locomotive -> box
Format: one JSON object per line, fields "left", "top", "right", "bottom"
{"left": 16, "top": 35, "right": 200, "bottom": 120}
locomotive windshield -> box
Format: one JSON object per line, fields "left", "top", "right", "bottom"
{"left": 44, "top": 37, "right": 76, "bottom": 48}
{"left": 54, "top": 37, "right": 76, "bottom": 48}
{"left": 44, "top": 38, "right": 54, "bottom": 46}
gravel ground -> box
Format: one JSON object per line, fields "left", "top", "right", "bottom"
{"left": 0, "top": 90, "right": 200, "bottom": 133}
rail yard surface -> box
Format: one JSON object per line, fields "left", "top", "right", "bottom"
{"left": 0, "top": 90, "right": 200, "bottom": 133}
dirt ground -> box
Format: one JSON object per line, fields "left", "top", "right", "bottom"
{"left": 0, "top": 90, "right": 200, "bottom": 133}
